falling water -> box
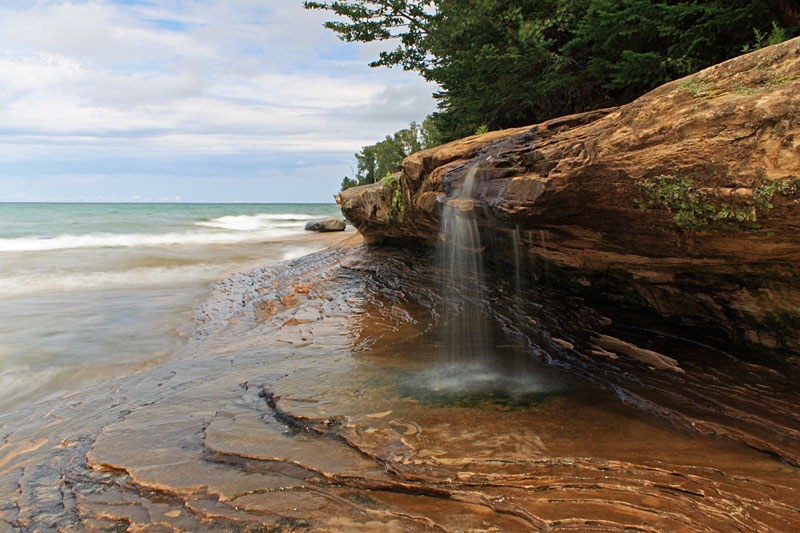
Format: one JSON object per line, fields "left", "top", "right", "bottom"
{"left": 438, "top": 164, "right": 491, "bottom": 360}
{"left": 539, "top": 229, "right": 549, "bottom": 282}
{"left": 527, "top": 230, "right": 536, "bottom": 274}
{"left": 414, "top": 164, "right": 572, "bottom": 403}
{"left": 511, "top": 225, "right": 522, "bottom": 295}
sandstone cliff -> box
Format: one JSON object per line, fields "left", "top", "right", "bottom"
{"left": 341, "top": 37, "right": 800, "bottom": 358}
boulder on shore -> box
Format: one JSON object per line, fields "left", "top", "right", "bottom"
{"left": 305, "top": 217, "right": 346, "bottom": 232}
{"left": 339, "top": 37, "right": 800, "bottom": 358}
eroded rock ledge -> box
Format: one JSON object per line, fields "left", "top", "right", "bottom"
{"left": 340, "top": 37, "right": 800, "bottom": 358}
{"left": 2, "top": 244, "right": 799, "bottom": 531}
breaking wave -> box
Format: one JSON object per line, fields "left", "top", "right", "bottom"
{"left": 194, "top": 213, "right": 317, "bottom": 231}
{"left": 0, "top": 228, "right": 298, "bottom": 252}
{"left": 0, "top": 263, "right": 241, "bottom": 296}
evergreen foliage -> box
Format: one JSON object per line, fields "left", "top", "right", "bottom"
{"left": 428, "top": 0, "right": 595, "bottom": 140}
{"left": 303, "top": 1, "right": 435, "bottom": 71}
{"left": 567, "top": 0, "right": 786, "bottom": 98}
{"left": 306, "top": 1, "right": 799, "bottom": 142}
{"left": 340, "top": 117, "right": 442, "bottom": 191}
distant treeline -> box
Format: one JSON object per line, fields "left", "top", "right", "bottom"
{"left": 340, "top": 118, "right": 442, "bottom": 191}
{"left": 306, "top": 0, "right": 800, "bottom": 190}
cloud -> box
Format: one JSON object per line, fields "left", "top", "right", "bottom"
{"left": 355, "top": 82, "right": 441, "bottom": 123}
{"left": 0, "top": 2, "right": 210, "bottom": 65}
{"left": 0, "top": 0, "right": 438, "bottom": 201}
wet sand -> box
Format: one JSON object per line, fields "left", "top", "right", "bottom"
{"left": 1, "top": 241, "right": 798, "bottom": 531}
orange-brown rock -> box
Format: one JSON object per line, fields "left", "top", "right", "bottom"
{"left": 3, "top": 241, "right": 799, "bottom": 530}
{"left": 341, "top": 37, "right": 800, "bottom": 357}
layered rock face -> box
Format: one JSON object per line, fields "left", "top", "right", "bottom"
{"left": 341, "top": 37, "right": 800, "bottom": 357}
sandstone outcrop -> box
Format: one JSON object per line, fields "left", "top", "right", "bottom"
{"left": 5, "top": 243, "right": 799, "bottom": 529}
{"left": 341, "top": 37, "right": 800, "bottom": 358}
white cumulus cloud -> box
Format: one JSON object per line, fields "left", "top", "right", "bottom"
{"left": 0, "top": 0, "right": 438, "bottom": 201}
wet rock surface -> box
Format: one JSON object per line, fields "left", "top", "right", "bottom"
{"left": 1, "top": 243, "right": 799, "bottom": 531}
{"left": 340, "top": 37, "right": 800, "bottom": 356}
{"left": 304, "top": 217, "right": 346, "bottom": 232}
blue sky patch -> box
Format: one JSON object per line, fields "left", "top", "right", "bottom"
{"left": 148, "top": 18, "right": 190, "bottom": 32}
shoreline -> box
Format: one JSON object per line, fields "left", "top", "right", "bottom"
{"left": 0, "top": 214, "right": 356, "bottom": 413}
{"left": 207, "top": 227, "right": 361, "bottom": 285}
{"left": 2, "top": 237, "right": 798, "bottom": 531}
{"left": 192, "top": 228, "right": 362, "bottom": 342}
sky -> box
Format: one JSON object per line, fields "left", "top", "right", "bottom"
{"left": 0, "top": 0, "right": 438, "bottom": 203}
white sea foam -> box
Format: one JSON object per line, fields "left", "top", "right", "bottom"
{"left": 0, "top": 264, "right": 238, "bottom": 296}
{"left": 282, "top": 247, "right": 318, "bottom": 261}
{"left": 0, "top": 228, "right": 298, "bottom": 252}
{"left": 195, "top": 213, "right": 317, "bottom": 231}
{"left": 0, "top": 363, "right": 62, "bottom": 409}
{"left": 0, "top": 242, "right": 331, "bottom": 296}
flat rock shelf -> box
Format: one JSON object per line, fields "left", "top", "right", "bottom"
{"left": 1, "top": 243, "right": 798, "bottom": 532}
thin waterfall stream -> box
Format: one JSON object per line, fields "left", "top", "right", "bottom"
{"left": 437, "top": 163, "right": 491, "bottom": 361}
{"left": 397, "top": 163, "right": 571, "bottom": 405}
{"left": 512, "top": 225, "right": 522, "bottom": 295}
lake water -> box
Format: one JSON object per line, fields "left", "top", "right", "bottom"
{"left": 0, "top": 202, "right": 344, "bottom": 411}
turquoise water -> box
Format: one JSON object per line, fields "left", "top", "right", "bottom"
{"left": 0, "top": 203, "right": 343, "bottom": 411}
{"left": 0, "top": 202, "right": 342, "bottom": 246}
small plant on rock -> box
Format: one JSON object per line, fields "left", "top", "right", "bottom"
{"left": 636, "top": 171, "right": 798, "bottom": 232}
{"left": 741, "top": 22, "right": 788, "bottom": 53}
{"left": 679, "top": 78, "right": 711, "bottom": 96}
{"left": 383, "top": 174, "right": 406, "bottom": 223}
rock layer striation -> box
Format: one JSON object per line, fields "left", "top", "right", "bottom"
{"left": 2, "top": 244, "right": 799, "bottom": 531}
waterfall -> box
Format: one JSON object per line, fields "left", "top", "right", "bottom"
{"left": 512, "top": 225, "right": 522, "bottom": 296}
{"left": 438, "top": 164, "right": 491, "bottom": 360}
{"left": 539, "top": 229, "right": 549, "bottom": 283}
{"left": 406, "top": 163, "right": 569, "bottom": 404}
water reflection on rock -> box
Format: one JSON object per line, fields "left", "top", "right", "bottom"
{"left": 1, "top": 243, "right": 799, "bottom": 531}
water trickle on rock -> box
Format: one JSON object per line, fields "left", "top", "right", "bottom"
{"left": 538, "top": 229, "right": 549, "bottom": 283}
{"left": 512, "top": 225, "right": 522, "bottom": 295}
